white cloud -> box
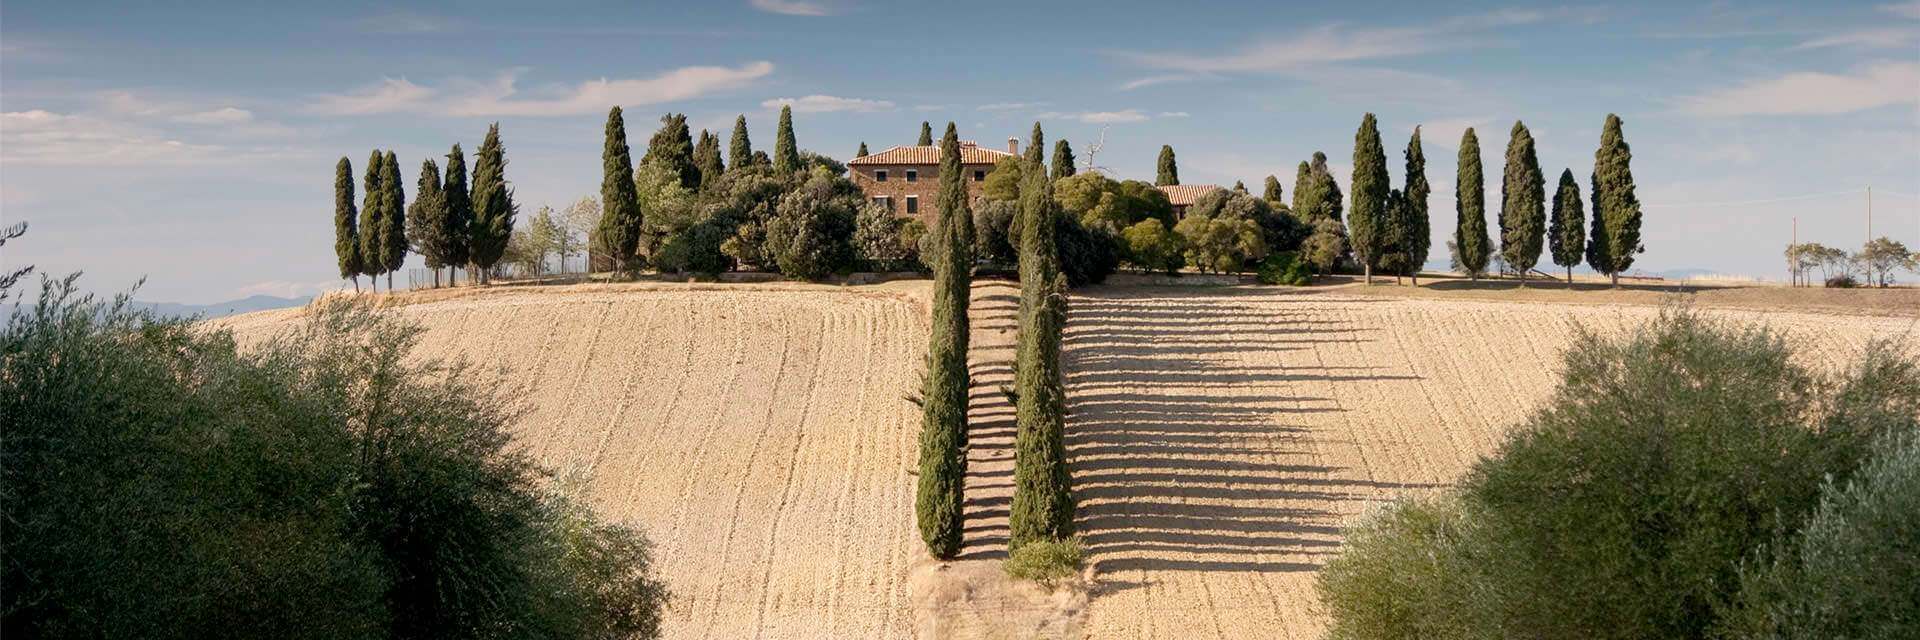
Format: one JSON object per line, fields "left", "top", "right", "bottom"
{"left": 1, "top": 110, "right": 226, "bottom": 166}
{"left": 1037, "top": 109, "right": 1151, "bottom": 124}
{"left": 1884, "top": 1, "right": 1920, "bottom": 20}
{"left": 977, "top": 102, "right": 1044, "bottom": 111}
{"left": 750, "top": 0, "right": 832, "bottom": 16}
{"left": 760, "top": 94, "right": 895, "bottom": 113}
{"left": 1791, "top": 28, "right": 1918, "bottom": 50}
{"left": 174, "top": 106, "right": 254, "bottom": 125}
{"left": 1158, "top": 111, "right": 1190, "bottom": 118}
{"left": 313, "top": 61, "right": 775, "bottom": 117}
{"left": 913, "top": 104, "right": 946, "bottom": 112}
{"left": 1676, "top": 62, "right": 1920, "bottom": 116}
{"left": 1118, "top": 74, "right": 1199, "bottom": 91}
{"left": 1114, "top": 9, "right": 1544, "bottom": 73}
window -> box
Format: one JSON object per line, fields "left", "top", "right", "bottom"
{"left": 905, "top": 169, "right": 917, "bottom": 182}
{"left": 973, "top": 170, "right": 985, "bottom": 181}
{"left": 906, "top": 195, "right": 919, "bottom": 214}
{"left": 873, "top": 196, "right": 892, "bottom": 211}
{"left": 875, "top": 170, "right": 888, "bottom": 182}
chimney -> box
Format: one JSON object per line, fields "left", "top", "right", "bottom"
{"left": 1007, "top": 137, "right": 1019, "bottom": 156}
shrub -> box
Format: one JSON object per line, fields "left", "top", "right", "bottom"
{"left": 1174, "top": 212, "right": 1267, "bottom": 273}
{"left": 972, "top": 197, "right": 1020, "bottom": 266}
{"left": 1300, "top": 218, "right": 1348, "bottom": 275}
{"left": 1055, "top": 214, "right": 1119, "bottom": 286}
{"left": 1257, "top": 251, "right": 1313, "bottom": 285}
{"left": 1003, "top": 536, "right": 1086, "bottom": 588}
{"left": 1122, "top": 218, "right": 1185, "bottom": 274}
{"left": 854, "top": 202, "right": 923, "bottom": 272}
{"left": 765, "top": 188, "right": 856, "bottom": 280}
{"left": 653, "top": 217, "right": 735, "bottom": 275}
{"left": 1825, "top": 274, "right": 1858, "bottom": 288}
{"left": 1318, "top": 499, "right": 1491, "bottom": 640}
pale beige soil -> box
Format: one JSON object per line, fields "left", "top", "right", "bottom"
{"left": 219, "top": 279, "right": 1917, "bottom": 639}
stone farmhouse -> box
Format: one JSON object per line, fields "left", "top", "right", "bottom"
{"left": 1156, "top": 183, "right": 1223, "bottom": 218}
{"left": 848, "top": 138, "right": 1018, "bottom": 227}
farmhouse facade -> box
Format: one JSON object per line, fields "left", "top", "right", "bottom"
{"left": 848, "top": 138, "right": 1018, "bottom": 227}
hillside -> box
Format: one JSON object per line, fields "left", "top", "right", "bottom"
{"left": 221, "top": 281, "right": 1917, "bottom": 639}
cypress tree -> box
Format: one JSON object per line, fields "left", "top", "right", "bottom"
{"left": 380, "top": 150, "right": 407, "bottom": 291}
{"left": 728, "top": 115, "right": 753, "bottom": 170}
{"left": 1291, "top": 161, "right": 1313, "bottom": 219}
{"left": 773, "top": 105, "right": 799, "bottom": 173}
{"left": 358, "top": 150, "right": 385, "bottom": 291}
{"left": 598, "top": 107, "right": 644, "bottom": 275}
{"left": 1379, "top": 188, "right": 1408, "bottom": 281}
{"left": 1155, "top": 145, "right": 1178, "bottom": 186}
{"left": 1550, "top": 168, "right": 1587, "bottom": 286}
{"left": 406, "top": 158, "right": 448, "bottom": 287}
{"left": 1401, "top": 127, "right": 1431, "bottom": 284}
{"left": 1050, "top": 139, "right": 1075, "bottom": 179}
{"left": 1499, "top": 121, "right": 1545, "bottom": 285}
{"left": 1586, "top": 114, "right": 1643, "bottom": 287}
{"left": 643, "top": 113, "right": 698, "bottom": 190}
{"left": 1454, "top": 128, "right": 1490, "bottom": 279}
{"left": 916, "top": 123, "right": 972, "bottom": 560}
{"left": 1008, "top": 158, "right": 1072, "bottom": 550}
{"left": 1025, "top": 122, "right": 1045, "bottom": 167}
{"left": 693, "top": 129, "right": 723, "bottom": 190}
{"left": 442, "top": 144, "right": 472, "bottom": 285}
{"left": 1349, "top": 113, "right": 1389, "bottom": 284}
{"left": 1295, "top": 152, "right": 1344, "bottom": 225}
{"left": 856, "top": 141, "right": 869, "bottom": 158}
{"left": 918, "top": 121, "right": 933, "bottom": 146}
{"left": 469, "top": 123, "right": 516, "bottom": 283}
{"left": 333, "top": 157, "right": 362, "bottom": 291}
{"left": 1263, "top": 175, "right": 1283, "bottom": 207}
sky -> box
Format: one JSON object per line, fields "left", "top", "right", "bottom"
{"left": 3, "top": 0, "right": 1918, "bottom": 303}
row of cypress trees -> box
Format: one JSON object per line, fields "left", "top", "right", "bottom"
{"left": 916, "top": 124, "right": 974, "bottom": 559}
{"left": 331, "top": 124, "right": 517, "bottom": 290}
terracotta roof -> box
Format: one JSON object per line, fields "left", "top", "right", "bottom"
{"left": 849, "top": 143, "right": 1012, "bottom": 166}
{"left": 1157, "top": 183, "right": 1224, "bottom": 207}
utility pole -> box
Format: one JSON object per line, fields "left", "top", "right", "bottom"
{"left": 1791, "top": 216, "right": 1798, "bottom": 286}
{"left": 1865, "top": 185, "right": 1873, "bottom": 286}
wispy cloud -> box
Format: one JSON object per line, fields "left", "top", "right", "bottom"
{"left": 1118, "top": 74, "right": 1201, "bottom": 91}
{"left": 1113, "top": 9, "right": 1544, "bottom": 73}
{"left": 977, "top": 102, "right": 1045, "bottom": 111}
{"left": 314, "top": 62, "right": 775, "bottom": 117}
{"left": 1791, "top": 28, "right": 1918, "bottom": 50}
{"left": 1036, "top": 109, "right": 1152, "bottom": 124}
{"left": 1676, "top": 62, "right": 1920, "bottom": 116}
{"left": 1158, "top": 111, "right": 1190, "bottom": 118}
{"left": 760, "top": 94, "right": 895, "bottom": 113}
{"left": 749, "top": 0, "right": 833, "bottom": 16}
{"left": 173, "top": 107, "right": 254, "bottom": 125}
{"left": 355, "top": 9, "right": 458, "bottom": 34}
{"left": 1884, "top": 1, "right": 1920, "bottom": 20}
{"left": 1, "top": 110, "right": 226, "bottom": 166}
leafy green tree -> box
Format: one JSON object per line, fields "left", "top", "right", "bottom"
{"left": 1293, "top": 152, "right": 1345, "bottom": 228}
{"left": 598, "top": 107, "right": 644, "bottom": 275}
{"left": 1263, "top": 175, "right": 1284, "bottom": 206}
{"left": 1053, "top": 173, "right": 1175, "bottom": 235}
{"left": 334, "top": 157, "right": 362, "bottom": 291}
{"left": 1155, "top": 145, "right": 1178, "bottom": 186}
{"left": 1857, "top": 237, "right": 1916, "bottom": 287}
{"left": 442, "top": 145, "right": 472, "bottom": 284}
{"left": 1376, "top": 188, "right": 1411, "bottom": 281}
{"left": 358, "top": 150, "right": 386, "bottom": 291}
{"left": 378, "top": 150, "right": 406, "bottom": 290}
{"left": 1301, "top": 218, "right": 1348, "bottom": 276}
{"left": 856, "top": 141, "right": 869, "bottom": 157}
{"left": 1349, "top": 114, "right": 1390, "bottom": 283}
{"left": 1008, "top": 162, "right": 1073, "bottom": 551}
{"left": 405, "top": 158, "right": 450, "bottom": 287}
{"left": 1586, "top": 114, "right": 1643, "bottom": 286}
{"left": 693, "top": 129, "right": 723, "bottom": 190}
{"left": 1454, "top": 128, "right": 1491, "bottom": 279}
{"left": 1549, "top": 169, "right": 1587, "bottom": 285}
{"left": 773, "top": 105, "right": 799, "bottom": 173}
{"left": 1499, "top": 121, "right": 1545, "bottom": 284}
{"left": 469, "top": 123, "right": 516, "bottom": 283}
{"left": 1054, "top": 215, "right": 1120, "bottom": 287}
{"left": 1186, "top": 187, "right": 1305, "bottom": 254}
{"left": 918, "top": 121, "right": 933, "bottom": 146}
{"left": 1123, "top": 218, "right": 1184, "bottom": 274}
{"left": 1174, "top": 209, "right": 1267, "bottom": 273}
{"left": 1400, "top": 127, "right": 1431, "bottom": 284}
{"left": 728, "top": 115, "right": 753, "bottom": 170}
{"left": 983, "top": 156, "right": 1025, "bottom": 203}
{"left": 972, "top": 198, "right": 1020, "bottom": 266}
{"left": 854, "top": 202, "right": 922, "bottom": 271}
{"left": 1050, "top": 139, "right": 1075, "bottom": 179}
{"left": 764, "top": 186, "right": 857, "bottom": 280}
{"left": 642, "top": 113, "right": 698, "bottom": 190}
{"left": 916, "top": 124, "right": 972, "bottom": 560}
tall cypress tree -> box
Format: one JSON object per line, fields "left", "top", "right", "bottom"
{"left": 1454, "top": 128, "right": 1490, "bottom": 279}
{"left": 1009, "top": 159, "right": 1072, "bottom": 551}
{"left": 358, "top": 150, "right": 385, "bottom": 291}
{"left": 1379, "top": 188, "right": 1408, "bottom": 281}
{"left": 773, "top": 105, "right": 799, "bottom": 173}
{"left": 693, "top": 129, "right": 723, "bottom": 190}
{"left": 918, "top": 121, "right": 933, "bottom": 146}
{"left": 1292, "top": 161, "right": 1314, "bottom": 219}
{"left": 442, "top": 144, "right": 472, "bottom": 285}
{"left": 1401, "top": 127, "right": 1431, "bottom": 284}
{"left": 1025, "top": 122, "right": 1045, "bottom": 167}
{"left": 1586, "top": 113, "right": 1643, "bottom": 287}
{"left": 856, "top": 141, "right": 869, "bottom": 157}
{"left": 1155, "top": 145, "right": 1178, "bottom": 186}
{"left": 334, "top": 157, "right": 362, "bottom": 291}
{"left": 407, "top": 158, "right": 448, "bottom": 287}
{"left": 916, "top": 123, "right": 972, "bottom": 560}
{"left": 728, "top": 115, "right": 753, "bottom": 170}
{"left": 1349, "top": 113, "right": 1389, "bottom": 284}
{"left": 1263, "top": 175, "right": 1284, "bottom": 207}
{"left": 642, "top": 113, "right": 698, "bottom": 190}
{"left": 1499, "top": 121, "right": 1546, "bottom": 285}
{"left": 380, "top": 150, "right": 407, "bottom": 291}
{"left": 598, "top": 107, "right": 644, "bottom": 275}
{"left": 469, "top": 123, "right": 516, "bottom": 283}
{"left": 1050, "top": 139, "right": 1075, "bottom": 179}
{"left": 1550, "top": 168, "right": 1587, "bottom": 286}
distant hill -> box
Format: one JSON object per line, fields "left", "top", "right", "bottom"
{"left": 133, "top": 294, "right": 310, "bottom": 319}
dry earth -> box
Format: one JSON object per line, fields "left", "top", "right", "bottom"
{"left": 220, "top": 280, "right": 1918, "bottom": 639}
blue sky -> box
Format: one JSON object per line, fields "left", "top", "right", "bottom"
{"left": 4, "top": 0, "right": 1917, "bottom": 302}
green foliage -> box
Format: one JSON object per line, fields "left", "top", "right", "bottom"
{"left": 1454, "top": 128, "right": 1490, "bottom": 278}
{"left": 598, "top": 108, "right": 645, "bottom": 274}
{"left": 358, "top": 150, "right": 386, "bottom": 282}
{"left": 1256, "top": 251, "right": 1315, "bottom": 285}
{"left": 334, "top": 157, "right": 362, "bottom": 282}
{"left": 1550, "top": 168, "right": 1587, "bottom": 278}
{"left": 1054, "top": 214, "right": 1120, "bottom": 286}
{"left": 1025, "top": 122, "right": 1045, "bottom": 167}
{"left": 1317, "top": 310, "right": 1920, "bottom": 640}
{"left": 1009, "top": 166, "right": 1073, "bottom": 551}
{"left": 1586, "top": 114, "right": 1643, "bottom": 281}
{"left": 441, "top": 144, "right": 473, "bottom": 269}
{"left": 469, "top": 123, "right": 517, "bottom": 279}
{"left": 773, "top": 105, "right": 799, "bottom": 173}
{"left": 1050, "top": 139, "right": 1075, "bottom": 179}
{"left": 1187, "top": 187, "right": 1307, "bottom": 254}
{"left": 504, "top": 205, "right": 563, "bottom": 275}
{"left": 1174, "top": 209, "right": 1267, "bottom": 273}
{"left": 917, "top": 121, "right": 933, "bottom": 146}
{"left": 798, "top": 150, "right": 844, "bottom": 176}
{"left": 1857, "top": 237, "right": 1915, "bottom": 287}
{"left": 653, "top": 216, "right": 737, "bottom": 276}
{"left": 1, "top": 279, "right": 669, "bottom": 639}
{"left": 1155, "top": 144, "right": 1178, "bottom": 186}
{"left": 1348, "top": 114, "right": 1390, "bottom": 277}
{"left": 1399, "top": 128, "right": 1431, "bottom": 278}
{"left": 854, "top": 202, "right": 922, "bottom": 271}
{"left": 641, "top": 113, "right": 699, "bottom": 190}
{"left": 1300, "top": 218, "right": 1347, "bottom": 275}
{"left": 1003, "top": 536, "right": 1085, "bottom": 587}
{"left": 1123, "top": 218, "right": 1185, "bottom": 274}
{"left": 728, "top": 115, "right": 753, "bottom": 170}
{"left": 405, "top": 158, "right": 451, "bottom": 271}
{"left": 983, "top": 156, "right": 1025, "bottom": 202}
{"left": 1376, "top": 189, "right": 1415, "bottom": 276}
{"left": 693, "top": 129, "right": 724, "bottom": 191}
{"left": 1293, "top": 151, "right": 1344, "bottom": 225}
{"left": 1263, "top": 175, "right": 1284, "bottom": 206}
{"left": 765, "top": 185, "right": 857, "bottom": 280}
{"left": 856, "top": 141, "right": 869, "bottom": 157}
{"left": 972, "top": 197, "right": 1020, "bottom": 266}
{"left": 916, "top": 124, "right": 972, "bottom": 559}
{"left": 378, "top": 150, "right": 407, "bottom": 277}
{"left": 1054, "top": 173, "right": 1174, "bottom": 235}
{"left": 1500, "top": 121, "right": 1546, "bottom": 277}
